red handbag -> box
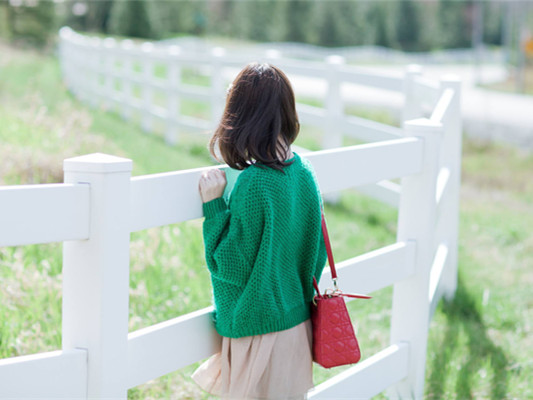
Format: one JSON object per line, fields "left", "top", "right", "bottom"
{"left": 311, "top": 210, "right": 371, "bottom": 369}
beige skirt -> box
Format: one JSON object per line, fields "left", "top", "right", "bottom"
{"left": 191, "top": 319, "right": 314, "bottom": 400}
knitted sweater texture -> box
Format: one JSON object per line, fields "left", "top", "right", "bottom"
{"left": 202, "top": 152, "right": 327, "bottom": 338}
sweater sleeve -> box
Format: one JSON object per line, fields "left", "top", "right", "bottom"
{"left": 202, "top": 182, "right": 263, "bottom": 287}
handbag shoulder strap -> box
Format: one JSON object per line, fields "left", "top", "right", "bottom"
{"left": 317, "top": 209, "right": 372, "bottom": 300}
{"left": 321, "top": 209, "right": 337, "bottom": 280}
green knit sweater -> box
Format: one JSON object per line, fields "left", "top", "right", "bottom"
{"left": 202, "top": 152, "right": 327, "bottom": 338}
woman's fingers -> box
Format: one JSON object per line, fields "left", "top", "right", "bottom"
{"left": 198, "top": 168, "right": 227, "bottom": 203}
{"left": 201, "top": 169, "right": 225, "bottom": 180}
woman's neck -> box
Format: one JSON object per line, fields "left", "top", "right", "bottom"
{"left": 277, "top": 141, "right": 293, "bottom": 161}
{"left": 278, "top": 149, "right": 293, "bottom": 161}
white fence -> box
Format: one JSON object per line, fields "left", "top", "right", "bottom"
{"left": 0, "top": 28, "right": 462, "bottom": 399}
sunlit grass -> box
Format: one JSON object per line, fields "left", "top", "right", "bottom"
{"left": 479, "top": 65, "right": 533, "bottom": 96}
{"left": 1, "top": 41, "right": 532, "bottom": 399}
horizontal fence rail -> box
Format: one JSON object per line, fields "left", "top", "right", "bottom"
{"left": 357, "top": 180, "right": 401, "bottom": 208}
{"left": 129, "top": 165, "right": 208, "bottom": 232}
{"left": 129, "top": 137, "right": 423, "bottom": 232}
{"left": 429, "top": 243, "right": 450, "bottom": 319}
{"left": 0, "top": 183, "right": 90, "bottom": 246}
{"left": 430, "top": 88, "right": 457, "bottom": 124}
{"left": 317, "top": 241, "right": 416, "bottom": 296}
{"left": 294, "top": 133, "right": 402, "bottom": 207}
{"left": 127, "top": 240, "right": 415, "bottom": 389}
{"left": 59, "top": 27, "right": 408, "bottom": 145}
{"left": 58, "top": 27, "right": 457, "bottom": 215}
{"left": 341, "top": 114, "right": 404, "bottom": 142}
{"left": 308, "top": 138, "right": 423, "bottom": 194}
{"left": 337, "top": 66, "right": 404, "bottom": 92}
{"left": 0, "top": 350, "right": 88, "bottom": 398}
{"left": 309, "top": 343, "right": 410, "bottom": 399}
{"left": 127, "top": 307, "right": 220, "bottom": 389}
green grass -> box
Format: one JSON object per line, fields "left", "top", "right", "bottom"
{"left": 1, "top": 41, "right": 532, "bottom": 399}
{"left": 479, "top": 64, "right": 533, "bottom": 96}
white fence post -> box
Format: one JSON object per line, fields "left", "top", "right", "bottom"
{"left": 59, "top": 27, "right": 71, "bottom": 91}
{"left": 211, "top": 47, "right": 226, "bottom": 129}
{"left": 166, "top": 45, "right": 181, "bottom": 145}
{"left": 389, "top": 118, "right": 442, "bottom": 399}
{"left": 437, "top": 76, "right": 462, "bottom": 301}
{"left": 141, "top": 42, "right": 154, "bottom": 133}
{"left": 76, "top": 40, "right": 90, "bottom": 104}
{"left": 87, "top": 37, "right": 101, "bottom": 109}
{"left": 121, "top": 39, "right": 135, "bottom": 122}
{"left": 103, "top": 38, "right": 117, "bottom": 112}
{"left": 402, "top": 64, "right": 423, "bottom": 125}
{"left": 96, "top": 38, "right": 107, "bottom": 107}
{"left": 323, "top": 55, "right": 345, "bottom": 204}
{"left": 323, "top": 55, "right": 345, "bottom": 149}
{"left": 62, "top": 153, "right": 132, "bottom": 398}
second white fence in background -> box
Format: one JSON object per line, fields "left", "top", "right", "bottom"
{"left": 58, "top": 26, "right": 459, "bottom": 211}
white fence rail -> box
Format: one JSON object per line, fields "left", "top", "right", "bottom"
{"left": 0, "top": 350, "right": 88, "bottom": 398}
{"left": 58, "top": 27, "right": 461, "bottom": 210}
{"left": 0, "top": 28, "right": 462, "bottom": 399}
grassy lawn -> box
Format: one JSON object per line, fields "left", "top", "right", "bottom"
{"left": 1, "top": 42, "right": 532, "bottom": 399}
{"left": 480, "top": 61, "right": 533, "bottom": 96}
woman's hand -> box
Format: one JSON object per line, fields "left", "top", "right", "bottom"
{"left": 199, "top": 168, "right": 227, "bottom": 203}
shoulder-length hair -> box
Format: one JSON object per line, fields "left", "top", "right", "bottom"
{"left": 209, "top": 62, "right": 300, "bottom": 172}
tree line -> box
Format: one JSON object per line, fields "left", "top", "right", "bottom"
{"left": 0, "top": 0, "right": 515, "bottom": 51}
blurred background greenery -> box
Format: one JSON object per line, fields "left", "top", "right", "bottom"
{"left": 3, "top": 0, "right": 532, "bottom": 93}
{"left": 1, "top": 1, "right": 533, "bottom": 399}
{"left": 0, "top": 0, "right": 522, "bottom": 50}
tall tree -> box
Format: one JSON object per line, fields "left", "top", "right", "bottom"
{"left": 63, "top": 0, "right": 114, "bottom": 34}
{"left": 314, "top": 1, "right": 362, "bottom": 47}
{"left": 396, "top": 0, "right": 421, "bottom": 51}
{"left": 437, "top": 0, "right": 471, "bottom": 49}
{"left": 109, "top": 0, "right": 157, "bottom": 39}
{"left": 86, "top": 1, "right": 114, "bottom": 33}
{"left": 206, "top": 0, "right": 234, "bottom": 37}
{"left": 372, "top": 3, "right": 390, "bottom": 48}
{"left": 284, "top": 0, "right": 312, "bottom": 43}
{"left": 5, "top": 0, "right": 56, "bottom": 47}
{"left": 316, "top": 2, "right": 342, "bottom": 47}
{"left": 483, "top": 1, "right": 503, "bottom": 45}
{"left": 242, "top": 0, "right": 281, "bottom": 42}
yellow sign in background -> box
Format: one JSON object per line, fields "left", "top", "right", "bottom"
{"left": 525, "top": 38, "right": 533, "bottom": 56}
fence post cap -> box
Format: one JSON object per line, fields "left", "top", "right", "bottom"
{"left": 168, "top": 45, "right": 181, "bottom": 56}
{"left": 439, "top": 74, "right": 462, "bottom": 85}
{"left": 404, "top": 117, "right": 443, "bottom": 133}
{"left": 325, "top": 55, "right": 345, "bottom": 65}
{"left": 90, "top": 37, "right": 102, "bottom": 47}
{"left": 103, "top": 38, "right": 116, "bottom": 48}
{"left": 405, "top": 64, "right": 423, "bottom": 75}
{"left": 141, "top": 42, "right": 154, "bottom": 52}
{"left": 121, "top": 39, "right": 135, "bottom": 50}
{"left": 265, "top": 49, "right": 282, "bottom": 59}
{"left": 211, "top": 46, "right": 226, "bottom": 57}
{"left": 59, "top": 26, "right": 72, "bottom": 38}
{"left": 64, "top": 153, "right": 133, "bottom": 173}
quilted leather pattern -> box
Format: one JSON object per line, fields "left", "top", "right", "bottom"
{"left": 311, "top": 294, "right": 361, "bottom": 368}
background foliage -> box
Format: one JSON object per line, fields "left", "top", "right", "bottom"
{"left": 0, "top": 0, "right": 510, "bottom": 50}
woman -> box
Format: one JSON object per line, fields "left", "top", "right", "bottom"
{"left": 192, "top": 62, "right": 327, "bottom": 400}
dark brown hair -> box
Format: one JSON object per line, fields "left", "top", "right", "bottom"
{"left": 209, "top": 62, "right": 300, "bottom": 171}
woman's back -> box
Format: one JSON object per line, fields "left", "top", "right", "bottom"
{"left": 203, "top": 152, "right": 327, "bottom": 339}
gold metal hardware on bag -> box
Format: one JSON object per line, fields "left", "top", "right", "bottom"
{"left": 324, "top": 287, "right": 343, "bottom": 298}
